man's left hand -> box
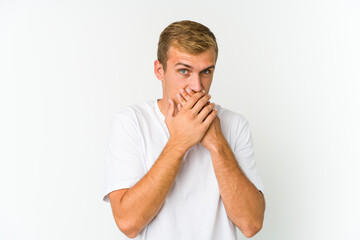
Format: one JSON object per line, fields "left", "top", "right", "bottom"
{"left": 176, "top": 87, "right": 224, "bottom": 152}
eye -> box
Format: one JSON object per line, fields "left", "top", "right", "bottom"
{"left": 179, "top": 69, "right": 188, "bottom": 74}
{"left": 202, "top": 69, "right": 211, "bottom": 75}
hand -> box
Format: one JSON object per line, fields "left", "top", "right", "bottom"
{"left": 177, "top": 88, "right": 224, "bottom": 152}
{"left": 164, "top": 89, "right": 218, "bottom": 152}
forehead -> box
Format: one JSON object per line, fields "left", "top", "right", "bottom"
{"left": 167, "top": 45, "right": 216, "bottom": 68}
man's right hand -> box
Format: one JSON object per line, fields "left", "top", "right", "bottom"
{"left": 165, "top": 89, "right": 217, "bottom": 152}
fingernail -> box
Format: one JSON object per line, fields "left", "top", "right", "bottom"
{"left": 180, "top": 88, "right": 185, "bottom": 93}
{"left": 208, "top": 94, "right": 211, "bottom": 98}
{"left": 168, "top": 99, "right": 171, "bottom": 104}
{"left": 177, "top": 93, "right": 180, "bottom": 99}
{"left": 202, "top": 89, "right": 205, "bottom": 94}
{"left": 186, "top": 88, "right": 191, "bottom": 93}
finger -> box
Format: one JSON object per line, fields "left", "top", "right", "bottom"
{"left": 197, "top": 101, "right": 210, "bottom": 115}
{"left": 180, "top": 87, "right": 199, "bottom": 102}
{"left": 191, "top": 93, "right": 211, "bottom": 114}
{"left": 166, "top": 99, "right": 175, "bottom": 119}
{"left": 201, "top": 101, "right": 210, "bottom": 110}
{"left": 198, "top": 102, "right": 216, "bottom": 122}
{"left": 202, "top": 108, "right": 217, "bottom": 128}
{"left": 177, "top": 103, "right": 183, "bottom": 111}
{"left": 185, "top": 87, "right": 196, "bottom": 96}
{"left": 182, "top": 90, "right": 206, "bottom": 110}
{"left": 179, "top": 89, "right": 190, "bottom": 102}
{"left": 177, "top": 92, "right": 186, "bottom": 107}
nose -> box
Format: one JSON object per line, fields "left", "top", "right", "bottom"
{"left": 188, "top": 73, "right": 203, "bottom": 92}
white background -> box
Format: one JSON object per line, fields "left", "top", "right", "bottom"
{"left": 1, "top": 0, "right": 359, "bottom": 239}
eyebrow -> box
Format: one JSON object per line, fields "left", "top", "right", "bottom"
{"left": 174, "top": 62, "right": 215, "bottom": 71}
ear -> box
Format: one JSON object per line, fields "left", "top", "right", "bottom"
{"left": 154, "top": 60, "right": 164, "bottom": 81}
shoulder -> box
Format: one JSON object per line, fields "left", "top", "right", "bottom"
{"left": 109, "top": 100, "right": 155, "bottom": 134}
{"left": 113, "top": 100, "right": 154, "bottom": 121}
{"left": 215, "top": 104, "right": 249, "bottom": 130}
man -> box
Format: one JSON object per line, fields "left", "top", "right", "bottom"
{"left": 103, "top": 20, "right": 265, "bottom": 239}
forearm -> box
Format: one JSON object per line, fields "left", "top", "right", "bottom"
{"left": 117, "top": 139, "right": 186, "bottom": 236}
{"left": 210, "top": 136, "right": 265, "bottom": 238}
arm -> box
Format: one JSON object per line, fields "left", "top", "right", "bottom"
{"left": 109, "top": 139, "right": 185, "bottom": 238}
{"left": 108, "top": 91, "right": 216, "bottom": 238}
{"left": 177, "top": 88, "right": 265, "bottom": 238}
{"left": 210, "top": 134, "right": 265, "bottom": 238}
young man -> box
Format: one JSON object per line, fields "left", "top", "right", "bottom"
{"left": 103, "top": 20, "right": 265, "bottom": 239}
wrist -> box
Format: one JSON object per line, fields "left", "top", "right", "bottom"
{"left": 208, "top": 135, "right": 228, "bottom": 155}
{"left": 167, "top": 137, "right": 189, "bottom": 156}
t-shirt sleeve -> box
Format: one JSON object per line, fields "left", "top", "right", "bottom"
{"left": 233, "top": 118, "right": 265, "bottom": 194}
{"left": 102, "top": 108, "right": 146, "bottom": 202}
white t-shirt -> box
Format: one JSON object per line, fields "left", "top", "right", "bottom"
{"left": 103, "top": 99, "right": 264, "bottom": 240}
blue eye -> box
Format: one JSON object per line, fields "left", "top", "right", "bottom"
{"left": 179, "top": 69, "right": 188, "bottom": 74}
{"left": 202, "top": 69, "right": 211, "bottom": 74}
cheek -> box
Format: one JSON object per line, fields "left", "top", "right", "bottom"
{"left": 163, "top": 75, "right": 184, "bottom": 96}
{"left": 169, "top": 76, "right": 187, "bottom": 89}
{"left": 202, "top": 78, "right": 212, "bottom": 88}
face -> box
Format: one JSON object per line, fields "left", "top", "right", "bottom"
{"left": 154, "top": 45, "right": 216, "bottom": 108}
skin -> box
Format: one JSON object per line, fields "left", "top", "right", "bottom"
{"left": 177, "top": 89, "right": 266, "bottom": 238}
{"left": 155, "top": 45, "right": 217, "bottom": 117}
{"left": 108, "top": 45, "right": 265, "bottom": 238}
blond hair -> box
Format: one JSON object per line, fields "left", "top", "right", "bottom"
{"left": 157, "top": 20, "right": 218, "bottom": 72}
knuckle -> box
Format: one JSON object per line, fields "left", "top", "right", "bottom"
{"left": 201, "top": 96, "right": 209, "bottom": 104}
{"left": 197, "top": 95, "right": 209, "bottom": 106}
{"left": 186, "top": 111, "right": 194, "bottom": 120}
{"left": 202, "top": 96, "right": 211, "bottom": 105}
{"left": 200, "top": 124, "right": 207, "bottom": 131}
{"left": 203, "top": 104, "right": 213, "bottom": 113}
{"left": 194, "top": 92, "right": 204, "bottom": 99}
